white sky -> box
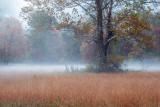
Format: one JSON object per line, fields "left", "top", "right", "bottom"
{"left": 0, "top": 0, "right": 28, "bottom": 28}
{"left": 0, "top": 0, "right": 27, "bottom": 18}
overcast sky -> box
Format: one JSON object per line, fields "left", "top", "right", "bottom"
{"left": 0, "top": 0, "right": 28, "bottom": 28}
{"left": 0, "top": 0, "right": 27, "bottom": 18}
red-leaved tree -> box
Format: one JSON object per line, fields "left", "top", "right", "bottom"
{"left": 0, "top": 18, "right": 28, "bottom": 64}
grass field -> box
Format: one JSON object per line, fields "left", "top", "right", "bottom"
{"left": 0, "top": 72, "right": 160, "bottom": 107}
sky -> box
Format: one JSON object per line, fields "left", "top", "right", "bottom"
{"left": 0, "top": 0, "right": 28, "bottom": 28}
{"left": 0, "top": 0, "right": 27, "bottom": 18}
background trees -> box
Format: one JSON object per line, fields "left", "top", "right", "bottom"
{"left": 27, "top": 11, "right": 60, "bottom": 62}
{"left": 0, "top": 18, "right": 28, "bottom": 64}
{"left": 26, "top": 10, "right": 82, "bottom": 63}
{"left": 61, "top": 30, "right": 82, "bottom": 63}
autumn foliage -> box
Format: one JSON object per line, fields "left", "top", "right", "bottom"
{"left": 0, "top": 18, "right": 28, "bottom": 62}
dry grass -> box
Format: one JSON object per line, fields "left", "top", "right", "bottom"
{"left": 0, "top": 72, "right": 160, "bottom": 107}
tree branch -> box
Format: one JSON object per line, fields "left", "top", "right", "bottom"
{"left": 73, "top": 1, "right": 96, "bottom": 20}
{"left": 83, "top": 2, "right": 96, "bottom": 10}
{"left": 104, "top": 36, "right": 116, "bottom": 45}
{"left": 102, "top": 1, "right": 111, "bottom": 10}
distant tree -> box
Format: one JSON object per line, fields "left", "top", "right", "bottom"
{"left": 150, "top": 11, "right": 160, "bottom": 27}
{"left": 80, "top": 41, "right": 96, "bottom": 63}
{"left": 0, "top": 18, "right": 28, "bottom": 64}
{"left": 45, "top": 30, "right": 64, "bottom": 62}
{"left": 150, "top": 11, "right": 160, "bottom": 53}
{"left": 27, "top": 11, "right": 60, "bottom": 62}
{"left": 61, "top": 30, "right": 82, "bottom": 62}
{"left": 28, "top": 11, "right": 57, "bottom": 32}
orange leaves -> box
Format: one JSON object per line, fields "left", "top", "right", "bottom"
{"left": 57, "top": 16, "right": 95, "bottom": 39}
{"left": 55, "top": 0, "right": 66, "bottom": 5}
{"left": 72, "top": 8, "right": 78, "bottom": 15}
{"left": 115, "top": 7, "right": 154, "bottom": 49}
{"left": 81, "top": 23, "right": 95, "bottom": 35}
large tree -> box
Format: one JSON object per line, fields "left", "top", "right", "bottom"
{"left": 21, "top": 0, "right": 160, "bottom": 71}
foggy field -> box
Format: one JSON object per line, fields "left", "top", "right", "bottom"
{"left": 0, "top": 64, "right": 85, "bottom": 78}
{"left": 123, "top": 60, "right": 160, "bottom": 72}
{"left": 0, "top": 72, "right": 160, "bottom": 106}
{"left": 0, "top": 61, "right": 160, "bottom": 79}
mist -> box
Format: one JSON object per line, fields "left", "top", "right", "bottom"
{"left": 122, "top": 59, "right": 160, "bottom": 72}
{"left": 0, "top": 63, "right": 85, "bottom": 79}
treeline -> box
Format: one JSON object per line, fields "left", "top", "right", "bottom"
{"left": 0, "top": 10, "right": 160, "bottom": 66}
{"left": 0, "top": 16, "right": 82, "bottom": 64}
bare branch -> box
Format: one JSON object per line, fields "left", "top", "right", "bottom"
{"left": 83, "top": 2, "right": 96, "bottom": 10}
{"left": 102, "top": 1, "right": 111, "bottom": 10}
{"left": 72, "top": 1, "right": 96, "bottom": 20}
{"left": 104, "top": 36, "right": 116, "bottom": 45}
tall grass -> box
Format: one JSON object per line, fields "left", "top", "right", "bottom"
{"left": 0, "top": 72, "right": 160, "bottom": 106}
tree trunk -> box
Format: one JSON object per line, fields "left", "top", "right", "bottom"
{"left": 95, "top": 0, "right": 106, "bottom": 71}
{"left": 105, "top": 0, "right": 114, "bottom": 62}
{"left": 95, "top": 0, "right": 114, "bottom": 72}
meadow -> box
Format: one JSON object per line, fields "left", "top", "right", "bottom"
{"left": 0, "top": 72, "right": 160, "bottom": 107}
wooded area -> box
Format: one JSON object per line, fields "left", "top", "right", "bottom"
{"left": 0, "top": 0, "right": 160, "bottom": 72}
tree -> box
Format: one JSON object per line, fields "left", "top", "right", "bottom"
{"left": 28, "top": 11, "right": 57, "bottom": 32}
{"left": 45, "top": 29, "right": 64, "bottom": 62}
{"left": 0, "top": 18, "right": 28, "bottom": 64}
{"left": 61, "top": 30, "right": 82, "bottom": 62}
{"left": 150, "top": 11, "right": 160, "bottom": 54}
{"left": 21, "top": 0, "right": 160, "bottom": 72}
{"left": 27, "top": 11, "right": 60, "bottom": 62}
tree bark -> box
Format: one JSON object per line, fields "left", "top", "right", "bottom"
{"left": 105, "top": 0, "right": 114, "bottom": 62}
{"left": 95, "top": 0, "right": 114, "bottom": 71}
{"left": 95, "top": 0, "right": 106, "bottom": 71}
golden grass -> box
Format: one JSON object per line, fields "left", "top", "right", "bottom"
{"left": 0, "top": 72, "right": 160, "bottom": 107}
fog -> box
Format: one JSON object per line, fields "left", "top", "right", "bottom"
{"left": 122, "top": 59, "right": 160, "bottom": 72}
{"left": 0, "top": 63, "right": 86, "bottom": 78}
{"left": 1, "top": 59, "right": 160, "bottom": 78}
